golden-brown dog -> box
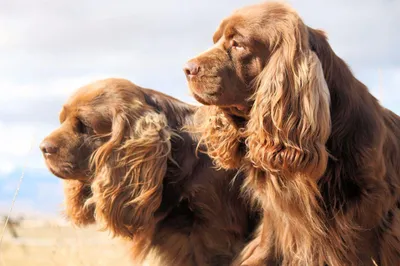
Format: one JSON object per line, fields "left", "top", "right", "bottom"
{"left": 40, "top": 78, "right": 258, "bottom": 266}
{"left": 185, "top": 2, "right": 400, "bottom": 265}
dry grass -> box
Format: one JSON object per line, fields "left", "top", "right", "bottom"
{"left": 0, "top": 220, "right": 132, "bottom": 266}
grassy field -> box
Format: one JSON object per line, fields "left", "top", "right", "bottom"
{"left": 0, "top": 220, "right": 132, "bottom": 266}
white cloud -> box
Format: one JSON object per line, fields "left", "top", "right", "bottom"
{"left": 0, "top": 161, "right": 17, "bottom": 176}
{"left": 0, "top": 122, "right": 54, "bottom": 175}
{"left": 0, "top": 76, "right": 107, "bottom": 102}
{"left": 290, "top": 0, "right": 400, "bottom": 68}
{"left": 0, "top": 122, "right": 35, "bottom": 156}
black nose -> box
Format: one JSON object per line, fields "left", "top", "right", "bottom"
{"left": 183, "top": 61, "right": 200, "bottom": 78}
{"left": 40, "top": 140, "right": 58, "bottom": 155}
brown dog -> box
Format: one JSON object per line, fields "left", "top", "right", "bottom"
{"left": 185, "top": 2, "right": 400, "bottom": 266}
{"left": 40, "top": 78, "right": 258, "bottom": 266}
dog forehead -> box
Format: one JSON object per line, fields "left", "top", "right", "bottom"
{"left": 58, "top": 84, "right": 102, "bottom": 120}
{"left": 214, "top": 12, "right": 264, "bottom": 43}
{"left": 230, "top": 2, "right": 293, "bottom": 28}
{"left": 68, "top": 82, "right": 107, "bottom": 106}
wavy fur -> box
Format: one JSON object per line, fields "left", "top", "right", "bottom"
{"left": 193, "top": 106, "right": 244, "bottom": 170}
{"left": 62, "top": 180, "right": 95, "bottom": 226}
{"left": 89, "top": 107, "right": 172, "bottom": 259}
{"left": 186, "top": 2, "right": 400, "bottom": 265}
{"left": 41, "top": 78, "right": 257, "bottom": 266}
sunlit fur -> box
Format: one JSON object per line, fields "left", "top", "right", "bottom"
{"left": 62, "top": 180, "right": 95, "bottom": 226}
{"left": 187, "top": 2, "right": 400, "bottom": 265}
{"left": 41, "top": 78, "right": 258, "bottom": 266}
{"left": 193, "top": 105, "right": 245, "bottom": 170}
{"left": 88, "top": 102, "right": 173, "bottom": 258}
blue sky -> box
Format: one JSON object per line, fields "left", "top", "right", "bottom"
{"left": 0, "top": 0, "right": 399, "bottom": 217}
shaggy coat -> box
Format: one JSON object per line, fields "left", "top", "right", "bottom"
{"left": 40, "top": 78, "right": 258, "bottom": 266}
{"left": 185, "top": 2, "right": 400, "bottom": 265}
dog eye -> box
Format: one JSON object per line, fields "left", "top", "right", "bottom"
{"left": 231, "top": 39, "right": 244, "bottom": 50}
{"left": 76, "top": 119, "right": 92, "bottom": 135}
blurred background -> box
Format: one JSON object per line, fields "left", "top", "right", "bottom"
{"left": 0, "top": 0, "right": 399, "bottom": 265}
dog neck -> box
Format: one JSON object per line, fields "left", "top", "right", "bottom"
{"left": 141, "top": 88, "right": 201, "bottom": 216}
{"left": 142, "top": 87, "right": 196, "bottom": 130}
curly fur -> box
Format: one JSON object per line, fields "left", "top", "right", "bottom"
{"left": 193, "top": 106, "right": 244, "bottom": 170}
{"left": 41, "top": 78, "right": 258, "bottom": 266}
{"left": 62, "top": 180, "right": 95, "bottom": 226}
{"left": 88, "top": 107, "right": 173, "bottom": 259}
{"left": 186, "top": 2, "right": 400, "bottom": 265}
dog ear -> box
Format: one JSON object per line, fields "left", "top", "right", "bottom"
{"left": 246, "top": 25, "right": 331, "bottom": 180}
{"left": 89, "top": 106, "right": 172, "bottom": 248}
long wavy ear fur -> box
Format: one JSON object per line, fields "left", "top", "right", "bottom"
{"left": 89, "top": 107, "right": 171, "bottom": 256}
{"left": 246, "top": 23, "right": 331, "bottom": 180}
{"left": 195, "top": 105, "right": 244, "bottom": 170}
{"left": 62, "top": 180, "right": 95, "bottom": 226}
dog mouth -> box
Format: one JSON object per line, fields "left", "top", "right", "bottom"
{"left": 192, "top": 92, "right": 218, "bottom": 105}
{"left": 189, "top": 85, "right": 223, "bottom": 105}
{"left": 47, "top": 166, "right": 68, "bottom": 179}
{"left": 44, "top": 160, "right": 79, "bottom": 180}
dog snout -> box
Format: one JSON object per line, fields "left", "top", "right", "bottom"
{"left": 40, "top": 140, "right": 58, "bottom": 155}
{"left": 183, "top": 60, "right": 200, "bottom": 80}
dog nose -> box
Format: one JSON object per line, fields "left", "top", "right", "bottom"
{"left": 40, "top": 140, "right": 58, "bottom": 155}
{"left": 183, "top": 61, "right": 200, "bottom": 78}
